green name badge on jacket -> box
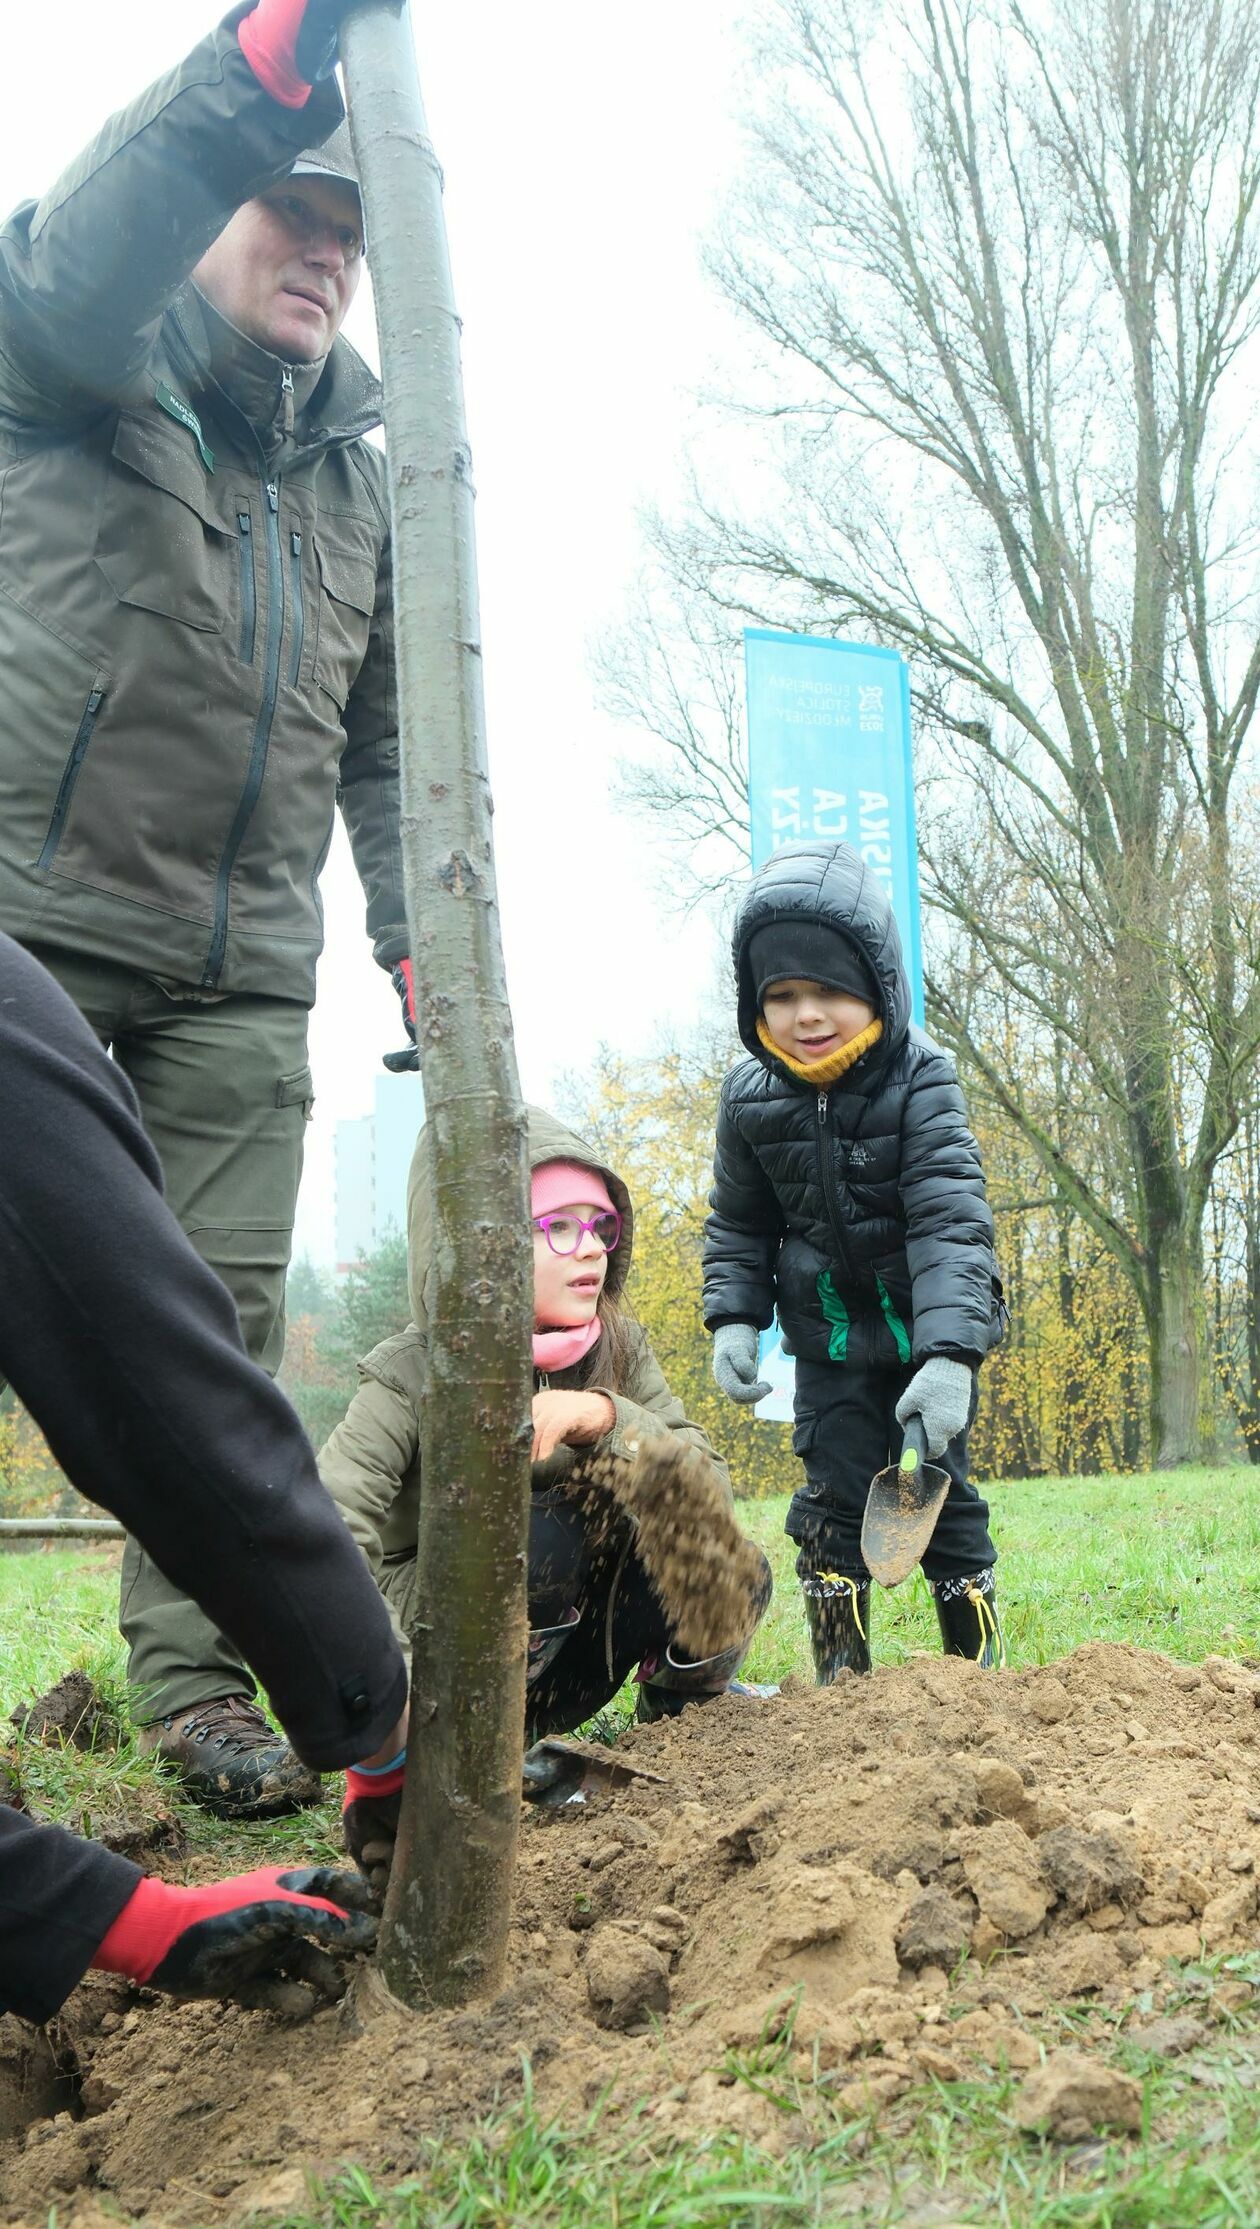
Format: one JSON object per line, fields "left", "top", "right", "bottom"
{"left": 155, "top": 382, "right": 215, "bottom": 473}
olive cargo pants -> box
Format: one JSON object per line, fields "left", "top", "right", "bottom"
{"left": 27, "top": 946, "right": 313, "bottom": 1722}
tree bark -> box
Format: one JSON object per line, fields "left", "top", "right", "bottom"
{"left": 341, "top": 4, "right": 532, "bottom": 2010}
{"left": 1146, "top": 1243, "right": 1202, "bottom": 1470}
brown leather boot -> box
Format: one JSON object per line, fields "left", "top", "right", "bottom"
{"left": 136, "top": 1695, "right": 322, "bottom": 1818}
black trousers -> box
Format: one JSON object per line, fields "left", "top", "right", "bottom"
{"left": 786, "top": 1357, "right": 996, "bottom": 1583}
{"left": 0, "top": 934, "right": 407, "bottom": 2024}
{"left": 524, "top": 1527, "right": 674, "bottom": 1741}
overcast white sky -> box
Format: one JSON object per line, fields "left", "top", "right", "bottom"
{"left": 4, "top": 3, "right": 749, "bottom": 1261}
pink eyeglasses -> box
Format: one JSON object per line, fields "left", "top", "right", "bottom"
{"left": 531, "top": 1209, "right": 622, "bottom": 1257}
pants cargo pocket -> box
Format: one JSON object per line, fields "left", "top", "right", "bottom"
{"left": 183, "top": 1221, "right": 296, "bottom": 1376}
{"left": 276, "top": 1065, "right": 315, "bottom": 1119}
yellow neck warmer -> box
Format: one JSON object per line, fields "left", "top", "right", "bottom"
{"left": 756, "top": 1014, "right": 884, "bottom": 1086}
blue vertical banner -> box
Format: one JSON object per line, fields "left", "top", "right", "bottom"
{"left": 744, "top": 630, "right": 924, "bottom": 1020}
{"left": 743, "top": 632, "right": 925, "bottom": 1420}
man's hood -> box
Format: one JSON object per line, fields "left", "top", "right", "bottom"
{"left": 406, "top": 1105, "right": 634, "bottom": 1335}
{"left": 732, "top": 840, "right": 912, "bottom": 1069}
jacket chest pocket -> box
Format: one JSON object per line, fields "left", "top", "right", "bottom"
{"left": 93, "top": 413, "right": 233, "bottom": 633}
{"left": 313, "top": 529, "right": 376, "bottom": 708}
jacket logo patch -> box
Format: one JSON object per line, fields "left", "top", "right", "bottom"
{"left": 155, "top": 382, "right": 215, "bottom": 473}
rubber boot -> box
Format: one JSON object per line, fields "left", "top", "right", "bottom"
{"left": 800, "top": 1567, "right": 871, "bottom": 1682}
{"left": 931, "top": 1569, "right": 1006, "bottom": 1668}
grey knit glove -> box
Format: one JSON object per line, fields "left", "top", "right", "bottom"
{"left": 895, "top": 1358, "right": 973, "bottom": 1458}
{"left": 712, "top": 1323, "right": 771, "bottom": 1405}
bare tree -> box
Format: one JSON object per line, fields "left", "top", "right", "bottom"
{"left": 606, "top": 0, "right": 1260, "bottom": 1462}
{"left": 597, "top": 576, "right": 752, "bottom": 902}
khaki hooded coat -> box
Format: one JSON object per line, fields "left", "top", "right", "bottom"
{"left": 318, "top": 1108, "right": 731, "bottom": 1635}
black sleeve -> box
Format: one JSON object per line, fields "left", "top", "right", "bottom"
{"left": 898, "top": 1051, "right": 995, "bottom": 1363}
{"left": 702, "top": 1075, "right": 784, "bottom": 1333}
{"left": 0, "top": 932, "right": 408, "bottom": 1773}
{"left": 0, "top": 1807, "right": 139, "bottom": 2025}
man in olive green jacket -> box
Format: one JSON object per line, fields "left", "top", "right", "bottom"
{"left": 0, "top": 0, "right": 414, "bottom": 1812}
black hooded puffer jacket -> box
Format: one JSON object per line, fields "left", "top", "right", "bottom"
{"left": 703, "top": 842, "right": 999, "bottom": 1372}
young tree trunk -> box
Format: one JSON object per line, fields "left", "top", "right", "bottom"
{"left": 341, "top": 4, "right": 533, "bottom": 2010}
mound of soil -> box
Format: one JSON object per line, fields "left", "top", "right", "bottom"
{"left": 11, "top": 1673, "right": 118, "bottom": 1754}
{"left": 8, "top": 1642, "right": 1260, "bottom": 2222}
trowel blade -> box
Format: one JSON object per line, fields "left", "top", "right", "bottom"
{"left": 521, "top": 1737, "right": 672, "bottom": 1807}
{"left": 860, "top": 1458, "right": 951, "bottom": 1589}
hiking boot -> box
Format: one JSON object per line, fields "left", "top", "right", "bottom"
{"left": 136, "top": 1694, "right": 322, "bottom": 1817}
{"left": 931, "top": 1570, "right": 1006, "bottom": 1668}
{"left": 800, "top": 1566, "right": 871, "bottom": 1682}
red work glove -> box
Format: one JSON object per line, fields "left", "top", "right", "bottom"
{"left": 382, "top": 958, "right": 419, "bottom": 1074}
{"left": 92, "top": 1866, "right": 375, "bottom": 2015}
{"left": 239, "top": 0, "right": 366, "bottom": 109}
{"left": 343, "top": 1753, "right": 405, "bottom": 1897}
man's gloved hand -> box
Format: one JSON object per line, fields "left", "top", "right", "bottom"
{"left": 895, "top": 1357, "right": 974, "bottom": 1458}
{"left": 91, "top": 1866, "right": 375, "bottom": 2017}
{"left": 712, "top": 1323, "right": 771, "bottom": 1405}
{"left": 239, "top": 0, "right": 397, "bottom": 110}
{"left": 343, "top": 1752, "right": 406, "bottom": 1897}
{"left": 383, "top": 959, "right": 419, "bottom": 1074}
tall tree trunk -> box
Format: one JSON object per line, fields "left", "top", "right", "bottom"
{"left": 341, "top": 4, "right": 532, "bottom": 2010}
{"left": 1146, "top": 1241, "right": 1201, "bottom": 1469}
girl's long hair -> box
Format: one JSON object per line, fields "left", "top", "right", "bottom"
{"left": 570, "top": 1288, "right": 639, "bottom": 1395}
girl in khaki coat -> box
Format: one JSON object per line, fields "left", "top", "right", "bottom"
{"left": 319, "top": 1107, "right": 771, "bottom": 1736}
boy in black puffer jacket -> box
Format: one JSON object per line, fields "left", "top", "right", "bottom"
{"left": 703, "top": 839, "right": 1005, "bottom": 1679}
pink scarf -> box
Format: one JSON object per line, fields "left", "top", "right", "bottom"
{"left": 533, "top": 1318, "right": 603, "bottom": 1374}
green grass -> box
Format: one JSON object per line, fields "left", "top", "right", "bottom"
{"left": 8, "top": 1466, "right": 1260, "bottom": 2227}
{"left": 734, "top": 1466, "right": 1260, "bottom": 1688}
{"left": 262, "top": 2036, "right": 1260, "bottom": 2229}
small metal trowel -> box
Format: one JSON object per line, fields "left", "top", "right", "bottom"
{"left": 860, "top": 1416, "right": 950, "bottom": 1588}
{"left": 520, "top": 1738, "right": 672, "bottom": 1807}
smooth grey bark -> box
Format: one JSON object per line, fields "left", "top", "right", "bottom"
{"left": 341, "top": 3, "right": 532, "bottom": 2009}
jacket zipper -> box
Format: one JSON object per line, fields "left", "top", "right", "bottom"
{"left": 816, "top": 1089, "right": 855, "bottom": 1283}
{"left": 38, "top": 686, "right": 106, "bottom": 870}
{"left": 287, "top": 527, "right": 305, "bottom": 687}
{"left": 202, "top": 476, "right": 285, "bottom": 987}
{"left": 236, "top": 509, "right": 256, "bottom": 664}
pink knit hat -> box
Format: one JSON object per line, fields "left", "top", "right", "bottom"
{"left": 531, "top": 1160, "right": 617, "bottom": 1220}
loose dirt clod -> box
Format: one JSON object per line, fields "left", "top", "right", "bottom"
{"left": 896, "top": 1884, "right": 971, "bottom": 1970}
{"left": 1012, "top": 2049, "right": 1143, "bottom": 2141}
{"left": 11, "top": 1672, "right": 118, "bottom": 1753}
{"left": 583, "top": 1926, "right": 671, "bottom": 2030}
{"left": 7, "top": 1642, "right": 1260, "bottom": 2223}
{"left": 1038, "top": 1824, "right": 1143, "bottom": 1916}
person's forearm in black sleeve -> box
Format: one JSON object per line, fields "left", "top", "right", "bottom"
{"left": 0, "top": 1807, "right": 141, "bottom": 2027}
{"left": 0, "top": 930, "right": 407, "bottom": 1764}
{"left": 0, "top": 933, "right": 407, "bottom": 2018}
